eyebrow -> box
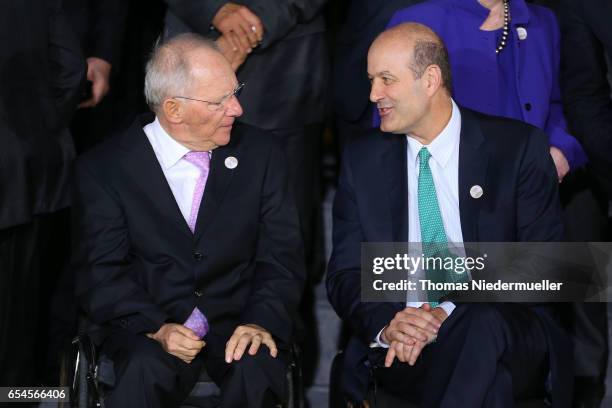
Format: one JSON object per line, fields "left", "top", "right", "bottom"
{"left": 367, "top": 71, "right": 398, "bottom": 79}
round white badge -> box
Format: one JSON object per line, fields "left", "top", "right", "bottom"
{"left": 517, "top": 27, "right": 528, "bottom": 41}
{"left": 225, "top": 156, "right": 238, "bottom": 169}
{"left": 470, "top": 185, "right": 484, "bottom": 199}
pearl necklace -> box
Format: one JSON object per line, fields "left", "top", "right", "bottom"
{"left": 495, "top": 0, "right": 510, "bottom": 54}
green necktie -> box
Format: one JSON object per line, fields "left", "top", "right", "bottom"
{"left": 417, "top": 147, "right": 464, "bottom": 305}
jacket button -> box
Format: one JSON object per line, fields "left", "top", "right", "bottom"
{"left": 193, "top": 251, "right": 203, "bottom": 261}
{"left": 195, "top": 290, "right": 203, "bottom": 297}
{"left": 524, "top": 103, "right": 532, "bottom": 111}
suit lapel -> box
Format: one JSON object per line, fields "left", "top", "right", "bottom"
{"left": 458, "top": 108, "right": 488, "bottom": 243}
{"left": 193, "top": 135, "right": 243, "bottom": 239}
{"left": 381, "top": 134, "right": 409, "bottom": 242}
{"left": 120, "top": 115, "right": 193, "bottom": 238}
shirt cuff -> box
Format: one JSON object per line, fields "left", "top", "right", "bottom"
{"left": 437, "top": 301, "right": 456, "bottom": 317}
{"left": 371, "top": 326, "right": 390, "bottom": 348}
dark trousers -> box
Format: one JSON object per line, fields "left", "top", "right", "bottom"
{"left": 101, "top": 328, "right": 289, "bottom": 408}
{"left": 371, "top": 304, "right": 549, "bottom": 407}
{"left": 560, "top": 167, "right": 609, "bottom": 400}
{"left": 0, "top": 210, "right": 69, "bottom": 386}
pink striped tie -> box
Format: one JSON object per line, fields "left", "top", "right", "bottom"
{"left": 183, "top": 151, "right": 211, "bottom": 233}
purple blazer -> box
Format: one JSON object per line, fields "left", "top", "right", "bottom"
{"left": 384, "top": 0, "right": 587, "bottom": 168}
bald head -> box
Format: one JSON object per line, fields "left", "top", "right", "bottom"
{"left": 144, "top": 33, "right": 228, "bottom": 112}
{"left": 371, "top": 23, "right": 452, "bottom": 92}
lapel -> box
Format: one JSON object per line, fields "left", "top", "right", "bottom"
{"left": 193, "top": 127, "right": 244, "bottom": 240}
{"left": 381, "top": 134, "right": 409, "bottom": 242}
{"left": 119, "top": 114, "right": 193, "bottom": 238}
{"left": 458, "top": 108, "right": 489, "bottom": 243}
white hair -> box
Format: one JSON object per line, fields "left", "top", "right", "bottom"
{"left": 144, "top": 33, "right": 220, "bottom": 113}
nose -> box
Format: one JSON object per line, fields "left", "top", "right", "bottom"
{"left": 370, "top": 79, "right": 382, "bottom": 103}
{"left": 225, "top": 95, "right": 243, "bottom": 117}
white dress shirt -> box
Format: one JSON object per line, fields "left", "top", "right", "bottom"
{"left": 375, "top": 99, "right": 464, "bottom": 347}
{"left": 143, "top": 117, "right": 209, "bottom": 224}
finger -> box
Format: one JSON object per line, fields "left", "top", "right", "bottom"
{"left": 395, "top": 342, "right": 407, "bottom": 363}
{"left": 396, "top": 322, "right": 429, "bottom": 342}
{"left": 403, "top": 306, "right": 443, "bottom": 326}
{"left": 386, "top": 327, "right": 417, "bottom": 345}
{"left": 91, "top": 82, "right": 106, "bottom": 106}
{"left": 225, "top": 32, "right": 240, "bottom": 52}
{"left": 232, "top": 27, "right": 252, "bottom": 53}
{"left": 225, "top": 334, "right": 240, "bottom": 363}
{"left": 78, "top": 98, "right": 95, "bottom": 109}
{"left": 248, "top": 334, "right": 262, "bottom": 355}
{"left": 239, "top": 9, "right": 264, "bottom": 40}
{"left": 408, "top": 342, "right": 425, "bottom": 366}
{"left": 261, "top": 335, "right": 277, "bottom": 358}
{"left": 175, "top": 325, "right": 200, "bottom": 340}
{"left": 169, "top": 348, "right": 193, "bottom": 362}
{"left": 236, "top": 16, "right": 259, "bottom": 47}
{"left": 229, "top": 31, "right": 249, "bottom": 55}
{"left": 179, "top": 337, "right": 205, "bottom": 352}
{"left": 233, "top": 333, "right": 253, "bottom": 361}
{"left": 400, "top": 311, "right": 441, "bottom": 334}
{"left": 384, "top": 346, "right": 396, "bottom": 368}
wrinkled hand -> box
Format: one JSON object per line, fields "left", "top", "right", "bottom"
{"left": 213, "top": 3, "right": 263, "bottom": 53}
{"left": 549, "top": 146, "right": 570, "bottom": 183}
{"left": 79, "top": 57, "right": 111, "bottom": 108}
{"left": 146, "top": 323, "right": 205, "bottom": 364}
{"left": 225, "top": 324, "right": 277, "bottom": 363}
{"left": 216, "top": 34, "right": 248, "bottom": 71}
{"left": 383, "top": 304, "right": 446, "bottom": 367}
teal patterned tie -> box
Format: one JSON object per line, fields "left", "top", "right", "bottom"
{"left": 417, "top": 147, "right": 462, "bottom": 305}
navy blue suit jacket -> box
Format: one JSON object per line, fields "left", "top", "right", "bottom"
{"left": 326, "top": 107, "right": 572, "bottom": 405}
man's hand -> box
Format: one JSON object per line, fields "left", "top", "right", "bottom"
{"left": 79, "top": 57, "right": 112, "bottom": 108}
{"left": 225, "top": 324, "right": 277, "bottom": 363}
{"left": 383, "top": 304, "right": 447, "bottom": 367}
{"left": 216, "top": 34, "right": 248, "bottom": 71}
{"left": 381, "top": 306, "right": 441, "bottom": 346}
{"left": 212, "top": 3, "right": 263, "bottom": 52}
{"left": 549, "top": 146, "right": 570, "bottom": 183}
{"left": 146, "top": 323, "right": 205, "bottom": 364}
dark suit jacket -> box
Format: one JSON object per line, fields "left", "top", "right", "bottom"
{"left": 72, "top": 114, "right": 305, "bottom": 344}
{"left": 326, "top": 107, "right": 571, "bottom": 405}
{"left": 332, "top": 0, "right": 423, "bottom": 124}
{"left": 555, "top": 0, "right": 612, "bottom": 198}
{"left": 0, "top": 0, "right": 85, "bottom": 229}
{"left": 164, "top": 0, "right": 329, "bottom": 130}
{"left": 62, "top": 0, "right": 128, "bottom": 66}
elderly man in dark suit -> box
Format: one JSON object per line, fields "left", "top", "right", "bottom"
{"left": 327, "top": 23, "right": 572, "bottom": 407}
{"left": 72, "top": 33, "right": 304, "bottom": 407}
{"left": 164, "top": 0, "right": 329, "bottom": 279}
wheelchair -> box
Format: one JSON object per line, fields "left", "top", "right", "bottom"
{"left": 63, "top": 331, "right": 304, "bottom": 408}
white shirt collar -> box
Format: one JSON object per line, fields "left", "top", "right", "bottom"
{"left": 147, "top": 117, "right": 191, "bottom": 171}
{"left": 407, "top": 99, "right": 461, "bottom": 168}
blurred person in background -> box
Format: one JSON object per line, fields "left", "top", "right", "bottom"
{"left": 0, "top": 0, "right": 85, "bottom": 385}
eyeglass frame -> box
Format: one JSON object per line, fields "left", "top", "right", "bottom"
{"left": 172, "top": 83, "right": 245, "bottom": 112}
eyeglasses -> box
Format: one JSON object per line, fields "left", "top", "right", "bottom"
{"left": 173, "top": 83, "right": 245, "bottom": 112}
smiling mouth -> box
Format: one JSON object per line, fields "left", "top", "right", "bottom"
{"left": 378, "top": 107, "right": 393, "bottom": 117}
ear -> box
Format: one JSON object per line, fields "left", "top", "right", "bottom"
{"left": 162, "top": 98, "right": 183, "bottom": 124}
{"left": 423, "top": 64, "right": 443, "bottom": 96}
